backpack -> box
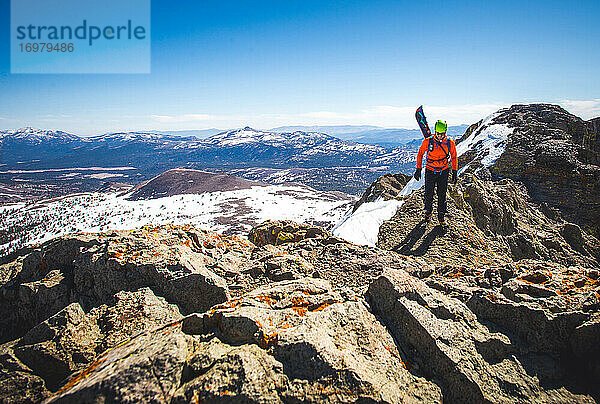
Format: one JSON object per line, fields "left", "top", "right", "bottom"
{"left": 426, "top": 136, "right": 451, "bottom": 172}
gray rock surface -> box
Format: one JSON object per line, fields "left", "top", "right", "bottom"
{"left": 1, "top": 287, "right": 182, "bottom": 403}
{"left": 49, "top": 278, "right": 442, "bottom": 403}
{"left": 459, "top": 104, "right": 600, "bottom": 239}
{"left": 352, "top": 173, "right": 411, "bottom": 212}
{"left": 367, "top": 269, "right": 595, "bottom": 403}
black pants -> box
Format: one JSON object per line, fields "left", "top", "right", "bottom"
{"left": 424, "top": 168, "right": 449, "bottom": 220}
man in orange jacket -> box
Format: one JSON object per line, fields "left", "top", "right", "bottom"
{"left": 414, "top": 120, "right": 457, "bottom": 225}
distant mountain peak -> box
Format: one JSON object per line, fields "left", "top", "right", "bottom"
{"left": 0, "top": 127, "right": 81, "bottom": 143}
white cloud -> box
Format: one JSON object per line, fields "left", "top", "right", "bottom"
{"left": 151, "top": 114, "right": 215, "bottom": 123}
{"left": 559, "top": 99, "right": 600, "bottom": 120}
{"left": 149, "top": 103, "right": 506, "bottom": 130}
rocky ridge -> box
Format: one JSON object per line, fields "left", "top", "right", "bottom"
{"left": 457, "top": 104, "right": 600, "bottom": 238}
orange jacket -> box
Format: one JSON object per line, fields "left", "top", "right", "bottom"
{"left": 416, "top": 135, "right": 457, "bottom": 172}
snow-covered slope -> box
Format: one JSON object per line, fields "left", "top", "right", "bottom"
{"left": 332, "top": 112, "right": 514, "bottom": 246}
{"left": 332, "top": 197, "right": 403, "bottom": 247}
{"left": 455, "top": 112, "right": 512, "bottom": 169}
{"left": 1, "top": 184, "right": 355, "bottom": 255}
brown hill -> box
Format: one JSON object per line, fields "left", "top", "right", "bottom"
{"left": 126, "top": 168, "right": 268, "bottom": 200}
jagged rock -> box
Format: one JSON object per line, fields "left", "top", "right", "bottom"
{"left": 0, "top": 268, "right": 74, "bottom": 345}
{"left": 0, "top": 287, "right": 182, "bottom": 403}
{"left": 47, "top": 321, "right": 193, "bottom": 403}
{"left": 367, "top": 268, "right": 596, "bottom": 403}
{"left": 476, "top": 104, "right": 600, "bottom": 239}
{"left": 0, "top": 225, "right": 268, "bottom": 343}
{"left": 248, "top": 220, "right": 340, "bottom": 247}
{"left": 255, "top": 246, "right": 314, "bottom": 281}
{"left": 0, "top": 345, "right": 48, "bottom": 404}
{"left": 352, "top": 173, "right": 411, "bottom": 212}
{"left": 377, "top": 173, "right": 599, "bottom": 279}
{"left": 0, "top": 236, "right": 98, "bottom": 343}
{"left": 377, "top": 176, "right": 514, "bottom": 270}
{"left": 179, "top": 278, "right": 442, "bottom": 403}
{"left": 280, "top": 236, "right": 433, "bottom": 293}
{"left": 73, "top": 232, "right": 229, "bottom": 315}
{"left": 46, "top": 278, "right": 442, "bottom": 403}
{"left": 14, "top": 303, "right": 100, "bottom": 392}
{"left": 0, "top": 255, "right": 26, "bottom": 287}
{"left": 562, "top": 222, "right": 587, "bottom": 254}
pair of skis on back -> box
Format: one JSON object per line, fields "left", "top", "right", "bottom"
{"left": 415, "top": 106, "right": 448, "bottom": 228}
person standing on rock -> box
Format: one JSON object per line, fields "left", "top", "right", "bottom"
{"left": 413, "top": 120, "right": 458, "bottom": 225}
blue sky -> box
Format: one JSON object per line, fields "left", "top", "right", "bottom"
{"left": 0, "top": 0, "right": 599, "bottom": 135}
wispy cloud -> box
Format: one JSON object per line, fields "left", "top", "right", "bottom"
{"left": 149, "top": 103, "right": 506, "bottom": 130}
{"left": 298, "top": 104, "right": 505, "bottom": 127}
{"left": 151, "top": 114, "right": 215, "bottom": 123}
{"left": 559, "top": 99, "right": 600, "bottom": 120}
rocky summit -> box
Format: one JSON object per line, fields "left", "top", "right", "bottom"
{"left": 1, "top": 104, "right": 599, "bottom": 403}
{"left": 458, "top": 104, "right": 600, "bottom": 238}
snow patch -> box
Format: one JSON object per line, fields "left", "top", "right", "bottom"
{"left": 332, "top": 197, "right": 403, "bottom": 246}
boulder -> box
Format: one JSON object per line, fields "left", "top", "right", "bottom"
{"left": 47, "top": 321, "right": 193, "bottom": 403}
{"left": 352, "top": 173, "right": 411, "bottom": 212}
{"left": 0, "top": 225, "right": 251, "bottom": 343}
{"left": 179, "top": 277, "right": 442, "bottom": 403}
{"left": 0, "top": 236, "right": 98, "bottom": 343}
{"left": 367, "top": 269, "right": 595, "bottom": 403}
{"left": 0, "top": 287, "right": 183, "bottom": 403}
{"left": 48, "top": 278, "right": 442, "bottom": 403}
{"left": 73, "top": 239, "right": 229, "bottom": 315}
{"left": 248, "top": 220, "right": 339, "bottom": 247}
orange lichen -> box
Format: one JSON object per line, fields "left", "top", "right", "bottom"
{"left": 383, "top": 345, "right": 398, "bottom": 358}
{"left": 291, "top": 306, "right": 307, "bottom": 316}
{"left": 446, "top": 269, "right": 465, "bottom": 279}
{"left": 207, "top": 298, "right": 244, "bottom": 314}
{"left": 258, "top": 331, "right": 279, "bottom": 349}
{"left": 290, "top": 296, "right": 310, "bottom": 316}
{"left": 56, "top": 355, "right": 108, "bottom": 394}
{"left": 300, "top": 289, "right": 325, "bottom": 296}
{"left": 254, "top": 294, "right": 277, "bottom": 306}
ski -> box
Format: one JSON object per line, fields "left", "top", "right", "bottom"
{"left": 415, "top": 105, "right": 431, "bottom": 138}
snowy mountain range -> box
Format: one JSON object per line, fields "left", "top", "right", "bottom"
{"left": 0, "top": 126, "right": 418, "bottom": 196}
{"left": 0, "top": 126, "right": 415, "bottom": 170}
{"left": 0, "top": 114, "right": 506, "bottom": 256}
{"left": 270, "top": 124, "right": 469, "bottom": 147}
